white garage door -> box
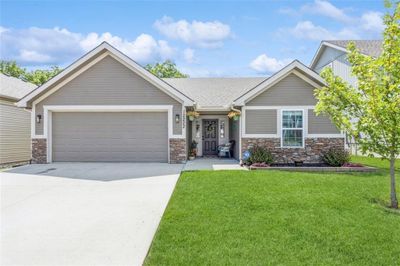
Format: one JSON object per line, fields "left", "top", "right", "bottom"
{"left": 52, "top": 112, "right": 168, "bottom": 162}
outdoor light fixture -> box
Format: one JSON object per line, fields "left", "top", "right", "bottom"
{"left": 175, "top": 114, "right": 180, "bottom": 124}
{"left": 36, "top": 114, "right": 42, "bottom": 123}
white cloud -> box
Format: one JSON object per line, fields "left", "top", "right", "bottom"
{"left": 280, "top": 1, "right": 384, "bottom": 41}
{"left": 154, "top": 16, "right": 231, "bottom": 48}
{"left": 80, "top": 32, "right": 175, "bottom": 63}
{"left": 287, "top": 21, "right": 360, "bottom": 40}
{"left": 0, "top": 26, "right": 175, "bottom": 66}
{"left": 249, "top": 54, "right": 292, "bottom": 73}
{"left": 301, "top": 0, "right": 352, "bottom": 23}
{"left": 361, "top": 11, "right": 384, "bottom": 32}
{"left": 183, "top": 48, "right": 196, "bottom": 63}
{"left": 289, "top": 21, "right": 335, "bottom": 40}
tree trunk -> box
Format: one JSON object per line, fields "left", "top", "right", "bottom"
{"left": 390, "top": 157, "right": 398, "bottom": 209}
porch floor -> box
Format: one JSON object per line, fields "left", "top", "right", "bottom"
{"left": 183, "top": 157, "right": 246, "bottom": 171}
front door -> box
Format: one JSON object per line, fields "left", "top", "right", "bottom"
{"left": 202, "top": 119, "right": 218, "bottom": 155}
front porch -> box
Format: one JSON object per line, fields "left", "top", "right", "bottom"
{"left": 186, "top": 112, "right": 241, "bottom": 161}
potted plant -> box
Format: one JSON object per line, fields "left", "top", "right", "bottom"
{"left": 188, "top": 150, "right": 196, "bottom": 160}
{"left": 187, "top": 111, "right": 200, "bottom": 121}
{"left": 228, "top": 111, "right": 241, "bottom": 121}
{"left": 189, "top": 140, "right": 198, "bottom": 160}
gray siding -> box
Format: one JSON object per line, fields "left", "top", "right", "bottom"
{"left": 313, "top": 46, "right": 357, "bottom": 88}
{"left": 52, "top": 112, "right": 168, "bottom": 162}
{"left": 35, "top": 55, "right": 182, "bottom": 135}
{"left": 308, "top": 109, "right": 340, "bottom": 134}
{"left": 0, "top": 99, "right": 31, "bottom": 164}
{"left": 332, "top": 57, "right": 358, "bottom": 88}
{"left": 247, "top": 74, "right": 317, "bottom": 106}
{"left": 245, "top": 109, "right": 277, "bottom": 134}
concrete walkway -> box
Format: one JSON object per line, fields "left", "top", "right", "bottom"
{"left": 1, "top": 163, "right": 183, "bottom": 266}
{"left": 184, "top": 157, "right": 246, "bottom": 171}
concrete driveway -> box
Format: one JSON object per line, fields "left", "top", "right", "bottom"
{"left": 1, "top": 163, "right": 183, "bottom": 266}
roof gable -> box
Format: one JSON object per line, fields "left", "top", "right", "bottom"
{"left": 310, "top": 40, "right": 382, "bottom": 69}
{"left": 17, "top": 42, "right": 194, "bottom": 107}
{"left": 234, "top": 60, "right": 325, "bottom": 106}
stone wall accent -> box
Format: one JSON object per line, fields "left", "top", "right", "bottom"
{"left": 32, "top": 138, "right": 47, "bottom": 164}
{"left": 241, "top": 137, "right": 345, "bottom": 163}
{"left": 170, "top": 138, "right": 187, "bottom": 163}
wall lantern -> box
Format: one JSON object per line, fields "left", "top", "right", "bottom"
{"left": 36, "top": 114, "right": 42, "bottom": 123}
{"left": 175, "top": 114, "right": 180, "bottom": 124}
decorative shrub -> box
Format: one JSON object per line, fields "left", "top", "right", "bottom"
{"left": 245, "top": 146, "right": 274, "bottom": 165}
{"left": 322, "top": 148, "right": 350, "bottom": 167}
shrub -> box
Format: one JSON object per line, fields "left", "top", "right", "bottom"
{"left": 322, "top": 148, "right": 350, "bottom": 167}
{"left": 246, "top": 146, "right": 274, "bottom": 165}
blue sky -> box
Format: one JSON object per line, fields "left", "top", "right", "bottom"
{"left": 0, "top": 0, "right": 385, "bottom": 77}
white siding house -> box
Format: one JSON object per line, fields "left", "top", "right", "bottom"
{"left": 310, "top": 40, "right": 382, "bottom": 87}
{"left": 0, "top": 74, "right": 36, "bottom": 165}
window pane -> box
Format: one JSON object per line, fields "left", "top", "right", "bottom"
{"left": 282, "top": 129, "right": 303, "bottom": 147}
{"left": 282, "top": 111, "right": 303, "bottom": 128}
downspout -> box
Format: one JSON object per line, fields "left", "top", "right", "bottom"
{"left": 230, "top": 103, "right": 241, "bottom": 114}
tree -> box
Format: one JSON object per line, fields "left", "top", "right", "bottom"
{"left": 0, "top": 60, "right": 63, "bottom": 86}
{"left": 0, "top": 61, "right": 26, "bottom": 79}
{"left": 315, "top": 1, "right": 400, "bottom": 209}
{"left": 145, "top": 60, "right": 188, "bottom": 78}
{"left": 24, "top": 66, "right": 63, "bottom": 86}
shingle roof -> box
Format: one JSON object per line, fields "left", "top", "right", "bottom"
{"left": 0, "top": 73, "right": 37, "bottom": 101}
{"left": 163, "top": 77, "right": 267, "bottom": 108}
{"left": 325, "top": 40, "right": 382, "bottom": 57}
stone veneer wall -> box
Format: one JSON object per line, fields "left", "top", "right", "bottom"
{"left": 169, "top": 138, "right": 187, "bottom": 163}
{"left": 32, "top": 138, "right": 47, "bottom": 164}
{"left": 241, "top": 138, "right": 345, "bottom": 163}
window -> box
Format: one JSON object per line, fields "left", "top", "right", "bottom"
{"left": 220, "top": 121, "right": 225, "bottom": 139}
{"left": 282, "top": 110, "right": 303, "bottom": 147}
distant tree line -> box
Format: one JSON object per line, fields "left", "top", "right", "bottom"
{"left": 0, "top": 61, "right": 63, "bottom": 86}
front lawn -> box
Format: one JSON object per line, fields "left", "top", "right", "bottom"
{"left": 145, "top": 156, "right": 400, "bottom": 265}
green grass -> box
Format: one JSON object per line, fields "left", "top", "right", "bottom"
{"left": 145, "top": 156, "right": 400, "bottom": 265}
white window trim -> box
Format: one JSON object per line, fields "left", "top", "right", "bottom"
{"left": 281, "top": 109, "right": 305, "bottom": 148}
{"left": 39, "top": 105, "right": 183, "bottom": 163}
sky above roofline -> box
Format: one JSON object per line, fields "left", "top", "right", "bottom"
{"left": 0, "top": 0, "right": 386, "bottom": 77}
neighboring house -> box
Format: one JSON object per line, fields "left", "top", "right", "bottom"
{"left": 310, "top": 40, "right": 382, "bottom": 86}
{"left": 17, "top": 42, "right": 344, "bottom": 164}
{"left": 310, "top": 40, "right": 382, "bottom": 152}
{"left": 0, "top": 73, "right": 36, "bottom": 165}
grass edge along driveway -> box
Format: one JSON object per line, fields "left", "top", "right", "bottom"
{"left": 145, "top": 156, "right": 400, "bottom": 265}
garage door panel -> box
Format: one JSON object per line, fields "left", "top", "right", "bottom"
{"left": 52, "top": 112, "right": 168, "bottom": 162}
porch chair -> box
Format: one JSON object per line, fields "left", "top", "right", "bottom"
{"left": 218, "top": 140, "right": 235, "bottom": 158}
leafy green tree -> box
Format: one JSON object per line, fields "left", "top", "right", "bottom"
{"left": 0, "top": 61, "right": 26, "bottom": 79}
{"left": 0, "top": 60, "right": 63, "bottom": 86}
{"left": 315, "top": 1, "right": 400, "bottom": 208}
{"left": 24, "top": 66, "right": 63, "bottom": 86}
{"left": 145, "top": 60, "right": 188, "bottom": 78}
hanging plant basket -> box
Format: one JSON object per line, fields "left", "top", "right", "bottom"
{"left": 187, "top": 111, "right": 200, "bottom": 121}
{"left": 228, "top": 111, "right": 241, "bottom": 120}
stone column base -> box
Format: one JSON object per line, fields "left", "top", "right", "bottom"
{"left": 169, "top": 138, "right": 187, "bottom": 163}
{"left": 32, "top": 138, "right": 47, "bottom": 164}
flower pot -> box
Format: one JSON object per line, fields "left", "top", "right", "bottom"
{"left": 188, "top": 116, "right": 194, "bottom": 121}
{"left": 233, "top": 116, "right": 239, "bottom": 121}
{"left": 189, "top": 156, "right": 195, "bottom": 160}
